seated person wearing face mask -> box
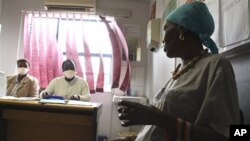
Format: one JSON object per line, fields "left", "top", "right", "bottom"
{"left": 41, "top": 59, "right": 91, "bottom": 101}
{"left": 6, "top": 59, "right": 39, "bottom": 97}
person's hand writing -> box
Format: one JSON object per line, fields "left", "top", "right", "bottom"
{"left": 117, "top": 100, "right": 161, "bottom": 127}
{"left": 70, "top": 95, "right": 80, "bottom": 101}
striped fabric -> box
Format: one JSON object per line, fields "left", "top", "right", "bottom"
{"left": 176, "top": 118, "right": 192, "bottom": 141}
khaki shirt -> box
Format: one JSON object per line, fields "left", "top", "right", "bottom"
{"left": 7, "top": 74, "right": 39, "bottom": 97}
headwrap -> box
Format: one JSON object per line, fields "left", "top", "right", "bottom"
{"left": 166, "top": 1, "right": 218, "bottom": 54}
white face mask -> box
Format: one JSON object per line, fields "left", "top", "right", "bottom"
{"left": 17, "top": 67, "right": 29, "bottom": 75}
{"left": 63, "top": 70, "right": 76, "bottom": 79}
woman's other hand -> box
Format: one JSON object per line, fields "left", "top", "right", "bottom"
{"left": 70, "top": 95, "right": 80, "bottom": 100}
{"left": 41, "top": 92, "right": 49, "bottom": 99}
{"left": 117, "top": 100, "right": 161, "bottom": 127}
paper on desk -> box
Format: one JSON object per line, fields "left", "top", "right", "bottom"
{"left": 16, "top": 97, "right": 40, "bottom": 101}
{"left": 67, "top": 100, "right": 92, "bottom": 106}
{"left": 0, "top": 96, "right": 17, "bottom": 100}
{"left": 39, "top": 99, "right": 66, "bottom": 104}
{"left": 0, "top": 96, "right": 39, "bottom": 101}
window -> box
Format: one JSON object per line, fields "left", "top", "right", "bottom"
{"left": 24, "top": 12, "right": 116, "bottom": 92}
{"left": 58, "top": 16, "right": 113, "bottom": 92}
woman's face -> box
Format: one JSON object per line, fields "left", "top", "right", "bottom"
{"left": 163, "top": 21, "right": 182, "bottom": 58}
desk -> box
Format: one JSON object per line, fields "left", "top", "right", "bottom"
{"left": 0, "top": 99, "right": 102, "bottom": 141}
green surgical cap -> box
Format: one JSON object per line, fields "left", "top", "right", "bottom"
{"left": 166, "top": 1, "right": 218, "bottom": 54}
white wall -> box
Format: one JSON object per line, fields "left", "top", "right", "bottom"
{"left": 0, "top": 0, "right": 4, "bottom": 69}
{"left": 0, "top": 0, "right": 2, "bottom": 19}
{"left": 0, "top": 0, "right": 2, "bottom": 13}
{"left": 0, "top": 0, "right": 44, "bottom": 75}
{"left": 0, "top": 0, "right": 2, "bottom": 31}
{"left": 229, "top": 51, "right": 250, "bottom": 124}
{"left": 90, "top": 92, "right": 113, "bottom": 138}
{"left": 145, "top": 0, "right": 175, "bottom": 100}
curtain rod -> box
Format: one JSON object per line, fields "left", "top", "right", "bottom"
{"left": 21, "top": 10, "right": 114, "bottom": 22}
{"left": 23, "top": 10, "right": 93, "bottom": 14}
{"left": 21, "top": 10, "right": 115, "bottom": 21}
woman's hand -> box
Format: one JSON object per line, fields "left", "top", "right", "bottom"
{"left": 117, "top": 100, "right": 162, "bottom": 127}
{"left": 41, "top": 92, "right": 49, "bottom": 99}
{"left": 70, "top": 95, "right": 80, "bottom": 100}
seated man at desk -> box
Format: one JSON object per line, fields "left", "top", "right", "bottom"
{"left": 7, "top": 59, "right": 39, "bottom": 97}
{"left": 41, "top": 59, "right": 91, "bottom": 101}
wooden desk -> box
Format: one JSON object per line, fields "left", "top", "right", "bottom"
{"left": 0, "top": 99, "right": 102, "bottom": 141}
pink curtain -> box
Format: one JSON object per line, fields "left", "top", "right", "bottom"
{"left": 82, "top": 34, "right": 95, "bottom": 93}
{"left": 100, "top": 16, "right": 131, "bottom": 93}
{"left": 23, "top": 12, "right": 31, "bottom": 66}
{"left": 113, "top": 21, "right": 131, "bottom": 92}
{"left": 38, "top": 16, "right": 48, "bottom": 88}
{"left": 96, "top": 53, "right": 104, "bottom": 92}
{"left": 65, "top": 19, "right": 84, "bottom": 78}
{"left": 30, "top": 15, "right": 40, "bottom": 82}
{"left": 23, "top": 13, "right": 63, "bottom": 89}
{"left": 23, "top": 13, "right": 131, "bottom": 93}
{"left": 46, "top": 14, "right": 63, "bottom": 81}
{"left": 100, "top": 17, "right": 122, "bottom": 89}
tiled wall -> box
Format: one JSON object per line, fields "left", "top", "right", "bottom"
{"left": 117, "top": 62, "right": 146, "bottom": 135}
{"left": 130, "top": 66, "right": 145, "bottom": 97}
{"left": 120, "top": 61, "right": 146, "bottom": 97}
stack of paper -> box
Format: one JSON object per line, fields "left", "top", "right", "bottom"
{"left": 67, "top": 100, "right": 92, "bottom": 106}
{"left": 39, "top": 99, "right": 66, "bottom": 104}
{"left": 0, "top": 96, "right": 39, "bottom": 101}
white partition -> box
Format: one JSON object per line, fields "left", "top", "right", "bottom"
{"left": 206, "top": 0, "right": 250, "bottom": 53}
{"left": 221, "top": 0, "right": 249, "bottom": 47}
{"left": 0, "top": 71, "right": 6, "bottom": 96}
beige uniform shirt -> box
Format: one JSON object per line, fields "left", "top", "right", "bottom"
{"left": 44, "top": 76, "right": 91, "bottom": 101}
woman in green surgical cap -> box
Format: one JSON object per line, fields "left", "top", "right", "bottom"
{"left": 111, "top": 1, "right": 240, "bottom": 141}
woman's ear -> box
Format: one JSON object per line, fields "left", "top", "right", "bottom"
{"left": 177, "top": 26, "right": 188, "bottom": 41}
{"left": 178, "top": 26, "right": 189, "bottom": 34}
